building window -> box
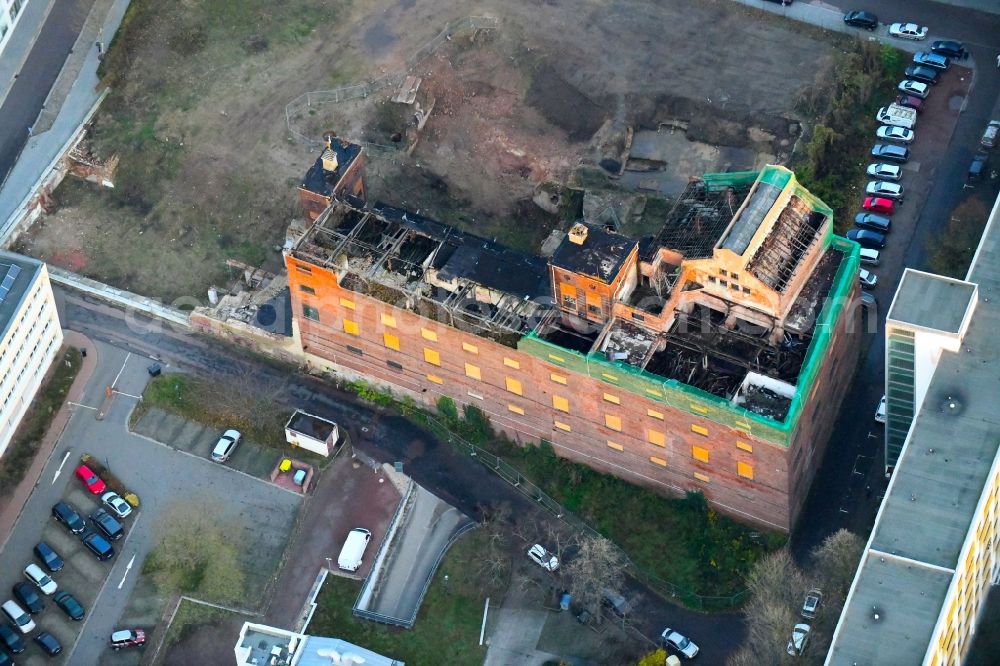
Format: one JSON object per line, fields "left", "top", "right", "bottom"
{"left": 603, "top": 393, "right": 620, "bottom": 404}
{"left": 383, "top": 333, "right": 400, "bottom": 351}
{"left": 708, "top": 276, "right": 717, "bottom": 284}
{"left": 736, "top": 440, "right": 753, "bottom": 453}
{"left": 508, "top": 404, "right": 525, "bottom": 415}
{"left": 303, "top": 304, "right": 320, "bottom": 322}
{"left": 737, "top": 462, "right": 754, "bottom": 480}
{"left": 647, "top": 430, "right": 665, "bottom": 447}
{"left": 299, "top": 285, "right": 316, "bottom": 295}
{"left": 719, "top": 269, "right": 728, "bottom": 277}
{"left": 346, "top": 345, "right": 363, "bottom": 356}
{"left": 647, "top": 409, "right": 664, "bottom": 420}
{"left": 605, "top": 414, "right": 622, "bottom": 432}
{"left": 607, "top": 441, "right": 624, "bottom": 452}
{"left": 427, "top": 374, "right": 444, "bottom": 385}
{"left": 650, "top": 456, "right": 667, "bottom": 467}
{"left": 342, "top": 319, "right": 359, "bottom": 335}
{"left": 719, "top": 280, "right": 728, "bottom": 287}
{"left": 424, "top": 348, "right": 441, "bottom": 366}
{"left": 632, "top": 313, "right": 645, "bottom": 322}
{"left": 381, "top": 313, "right": 397, "bottom": 328}
{"left": 462, "top": 342, "right": 479, "bottom": 354}
{"left": 691, "top": 424, "right": 709, "bottom": 437}
{"left": 421, "top": 328, "right": 437, "bottom": 341}
{"left": 503, "top": 357, "right": 520, "bottom": 369}
{"left": 552, "top": 395, "right": 569, "bottom": 413}
{"left": 339, "top": 297, "right": 355, "bottom": 310}
{"left": 742, "top": 287, "right": 751, "bottom": 295}
{"left": 692, "top": 446, "right": 709, "bottom": 462}
{"left": 505, "top": 377, "right": 523, "bottom": 396}
{"left": 587, "top": 304, "right": 601, "bottom": 314}
{"left": 563, "top": 295, "right": 577, "bottom": 307}
{"left": 386, "top": 360, "right": 403, "bottom": 371}
{"left": 465, "top": 363, "right": 481, "bottom": 380}
{"left": 295, "top": 265, "right": 312, "bottom": 274}
{"left": 550, "top": 373, "right": 567, "bottom": 385}
{"left": 554, "top": 421, "right": 571, "bottom": 432}
{"left": 694, "top": 472, "right": 710, "bottom": 483}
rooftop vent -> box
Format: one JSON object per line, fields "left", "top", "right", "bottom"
{"left": 568, "top": 223, "right": 589, "bottom": 245}
{"left": 321, "top": 148, "right": 339, "bottom": 173}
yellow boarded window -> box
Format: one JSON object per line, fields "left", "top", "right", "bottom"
{"left": 601, "top": 373, "right": 618, "bottom": 383}
{"left": 693, "top": 446, "right": 709, "bottom": 462}
{"left": 383, "top": 333, "right": 400, "bottom": 351}
{"left": 647, "top": 430, "right": 666, "bottom": 447}
{"left": 559, "top": 283, "right": 576, "bottom": 299}
{"left": 737, "top": 462, "right": 754, "bottom": 480}
{"left": 550, "top": 373, "right": 567, "bottom": 385}
{"left": 343, "top": 319, "right": 360, "bottom": 336}
{"left": 605, "top": 414, "right": 622, "bottom": 432}
{"left": 603, "top": 393, "right": 620, "bottom": 404}
{"left": 554, "top": 421, "right": 571, "bottom": 432}
{"left": 508, "top": 404, "right": 525, "bottom": 415}
{"left": 505, "top": 377, "right": 523, "bottom": 395}
{"left": 339, "top": 297, "right": 356, "bottom": 310}
{"left": 426, "top": 374, "right": 444, "bottom": 385}
{"left": 503, "top": 357, "right": 520, "bottom": 369}
{"left": 548, "top": 353, "right": 565, "bottom": 364}
{"left": 690, "top": 404, "right": 709, "bottom": 414}
{"left": 736, "top": 440, "right": 753, "bottom": 453}
{"left": 694, "top": 472, "right": 710, "bottom": 483}
{"left": 380, "top": 313, "right": 397, "bottom": 328}
{"left": 607, "top": 441, "right": 623, "bottom": 452}
{"left": 650, "top": 456, "right": 667, "bottom": 467}
{"left": 465, "top": 363, "right": 481, "bottom": 380}
{"left": 647, "top": 409, "right": 664, "bottom": 420}
{"left": 645, "top": 388, "right": 663, "bottom": 398}
{"left": 691, "top": 424, "right": 709, "bottom": 437}
{"left": 462, "top": 342, "right": 479, "bottom": 354}
{"left": 553, "top": 395, "right": 569, "bottom": 412}
{"left": 421, "top": 328, "right": 437, "bottom": 341}
{"left": 424, "top": 348, "right": 441, "bottom": 366}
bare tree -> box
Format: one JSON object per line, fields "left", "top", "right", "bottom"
{"left": 205, "top": 365, "right": 288, "bottom": 441}
{"left": 564, "top": 535, "right": 627, "bottom": 623}
{"left": 477, "top": 502, "right": 512, "bottom": 589}
{"left": 810, "top": 529, "right": 864, "bottom": 600}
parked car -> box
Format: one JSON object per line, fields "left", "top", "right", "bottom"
{"left": 867, "top": 163, "right": 901, "bottom": 181}
{"left": 11, "top": 584, "right": 42, "bottom": 615}
{"left": 904, "top": 65, "right": 939, "bottom": 85}
{"left": 860, "top": 248, "right": 881, "bottom": 266}
{"left": 23, "top": 564, "right": 57, "bottom": 596}
{"left": 847, "top": 229, "right": 886, "bottom": 249}
{"left": 0, "top": 600, "right": 34, "bottom": 634}
{"left": 527, "top": 544, "right": 559, "bottom": 571}
{"left": 33, "top": 542, "right": 63, "bottom": 573}
{"left": 843, "top": 10, "right": 878, "bottom": 30}
{"left": 0, "top": 623, "right": 25, "bottom": 654}
{"left": 871, "top": 144, "right": 910, "bottom": 163}
{"left": 662, "top": 628, "right": 699, "bottom": 659}
{"left": 898, "top": 80, "right": 930, "bottom": 98}
{"left": 33, "top": 631, "right": 62, "bottom": 656}
{"left": 81, "top": 530, "right": 115, "bottom": 561}
{"left": 913, "top": 51, "right": 949, "bottom": 70}
{"left": 801, "top": 588, "right": 823, "bottom": 619}
{"left": 0, "top": 647, "right": 11, "bottom": 666}
{"left": 862, "top": 197, "right": 894, "bottom": 215}
{"left": 876, "top": 125, "right": 914, "bottom": 144}
{"left": 602, "top": 589, "right": 631, "bottom": 617}
{"left": 859, "top": 269, "right": 878, "bottom": 289}
{"left": 982, "top": 120, "right": 999, "bottom": 148}
{"left": 866, "top": 181, "right": 904, "bottom": 200}
{"left": 90, "top": 508, "right": 124, "bottom": 541}
{"left": 861, "top": 292, "right": 877, "bottom": 309}
{"left": 109, "top": 629, "right": 147, "bottom": 650}
{"left": 876, "top": 395, "right": 887, "bottom": 423}
{"left": 51, "top": 502, "right": 86, "bottom": 535}
{"left": 761, "top": 0, "right": 792, "bottom": 4}
{"left": 211, "top": 429, "right": 242, "bottom": 463}
{"left": 895, "top": 94, "right": 924, "bottom": 113}
{"left": 75, "top": 464, "right": 106, "bottom": 495}
{"left": 876, "top": 105, "right": 916, "bottom": 130}
{"left": 969, "top": 152, "right": 990, "bottom": 184}
{"left": 855, "top": 213, "right": 891, "bottom": 233}
{"left": 787, "top": 623, "right": 811, "bottom": 656}
{"left": 931, "top": 40, "right": 967, "bottom": 59}
{"left": 888, "top": 23, "right": 927, "bottom": 40}
{"left": 53, "top": 592, "right": 84, "bottom": 621}
{"left": 101, "top": 491, "right": 133, "bottom": 519}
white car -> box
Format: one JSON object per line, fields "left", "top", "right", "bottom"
{"left": 211, "top": 429, "right": 242, "bottom": 463}
{"left": 801, "top": 588, "right": 823, "bottom": 619}
{"left": 102, "top": 491, "right": 133, "bottom": 519}
{"left": 867, "top": 163, "right": 902, "bottom": 181}
{"left": 1, "top": 599, "right": 35, "bottom": 634}
{"left": 662, "top": 628, "right": 699, "bottom": 659}
{"left": 527, "top": 544, "right": 559, "bottom": 571}
{"left": 860, "top": 248, "right": 881, "bottom": 266}
{"left": 876, "top": 395, "right": 887, "bottom": 423}
{"left": 898, "top": 80, "right": 930, "bottom": 98}
{"left": 876, "top": 125, "right": 914, "bottom": 144}
{"left": 23, "top": 563, "right": 57, "bottom": 595}
{"left": 866, "top": 181, "right": 904, "bottom": 200}
{"left": 787, "top": 623, "right": 810, "bottom": 656}
{"left": 859, "top": 269, "right": 878, "bottom": 289}
{"left": 888, "top": 23, "right": 928, "bottom": 40}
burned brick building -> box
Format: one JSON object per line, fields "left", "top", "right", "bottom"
{"left": 285, "top": 147, "right": 861, "bottom": 531}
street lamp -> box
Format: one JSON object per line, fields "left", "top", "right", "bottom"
{"left": 324, "top": 557, "right": 332, "bottom": 571}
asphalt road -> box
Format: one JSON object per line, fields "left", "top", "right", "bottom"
{"left": 0, "top": 0, "right": 95, "bottom": 188}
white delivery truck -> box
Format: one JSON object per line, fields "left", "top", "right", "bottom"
{"left": 337, "top": 528, "right": 372, "bottom": 572}
{"left": 876, "top": 103, "right": 917, "bottom": 130}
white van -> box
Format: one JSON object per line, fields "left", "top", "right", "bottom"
{"left": 337, "top": 528, "right": 372, "bottom": 572}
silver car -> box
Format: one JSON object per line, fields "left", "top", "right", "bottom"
{"left": 866, "top": 181, "right": 904, "bottom": 200}
{"left": 898, "top": 80, "right": 930, "bottom": 98}
{"left": 210, "top": 429, "right": 242, "bottom": 463}
{"left": 859, "top": 269, "right": 878, "bottom": 289}
{"left": 866, "top": 163, "right": 901, "bottom": 181}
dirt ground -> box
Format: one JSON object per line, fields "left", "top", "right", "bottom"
{"left": 19, "top": 0, "right": 838, "bottom": 301}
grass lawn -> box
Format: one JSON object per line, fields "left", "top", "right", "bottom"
{"left": 309, "top": 530, "right": 494, "bottom": 665}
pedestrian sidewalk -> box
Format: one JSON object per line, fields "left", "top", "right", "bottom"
{"left": 0, "top": 0, "right": 57, "bottom": 110}
{"left": 0, "top": 329, "right": 98, "bottom": 553}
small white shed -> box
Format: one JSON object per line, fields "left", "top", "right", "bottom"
{"left": 285, "top": 410, "right": 339, "bottom": 457}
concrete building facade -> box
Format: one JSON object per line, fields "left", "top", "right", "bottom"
{"left": 0, "top": 251, "right": 62, "bottom": 456}
{"left": 0, "top": 0, "right": 26, "bottom": 56}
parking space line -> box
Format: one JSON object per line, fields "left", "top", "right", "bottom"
{"left": 111, "top": 351, "right": 132, "bottom": 387}
{"left": 112, "top": 390, "right": 142, "bottom": 400}
{"left": 67, "top": 401, "right": 98, "bottom": 410}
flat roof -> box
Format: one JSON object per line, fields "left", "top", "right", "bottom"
{"left": 887, "top": 269, "right": 976, "bottom": 334}
{"left": 300, "top": 139, "right": 363, "bottom": 198}
{"left": 296, "top": 636, "right": 403, "bottom": 666}
{"left": 0, "top": 252, "right": 42, "bottom": 343}
{"left": 550, "top": 223, "right": 636, "bottom": 284}
{"left": 286, "top": 410, "right": 337, "bottom": 442}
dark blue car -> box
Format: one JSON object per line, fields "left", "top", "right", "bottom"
{"left": 34, "top": 541, "right": 64, "bottom": 572}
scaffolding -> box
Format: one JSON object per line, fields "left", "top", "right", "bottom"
{"left": 647, "top": 177, "right": 754, "bottom": 260}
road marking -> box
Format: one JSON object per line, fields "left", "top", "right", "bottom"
{"left": 67, "top": 401, "right": 97, "bottom": 411}
{"left": 112, "top": 390, "right": 142, "bottom": 400}
{"left": 118, "top": 554, "right": 136, "bottom": 590}
{"left": 111, "top": 352, "right": 132, "bottom": 388}
{"left": 51, "top": 450, "right": 72, "bottom": 484}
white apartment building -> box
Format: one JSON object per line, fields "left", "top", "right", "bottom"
{"left": 0, "top": 252, "right": 62, "bottom": 456}
{"left": 0, "top": 0, "right": 26, "bottom": 56}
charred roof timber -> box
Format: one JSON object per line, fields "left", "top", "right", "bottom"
{"left": 647, "top": 178, "right": 754, "bottom": 260}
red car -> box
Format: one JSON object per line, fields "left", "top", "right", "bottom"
{"left": 75, "top": 464, "right": 106, "bottom": 495}
{"left": 862, "top": 197, "right": 894, "bottom": 215}
{"left": 109, "top": 629, "right": 146, "bottom": 650}
{"left": 895, "top": 94, "right": 924, "bottom": 114}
